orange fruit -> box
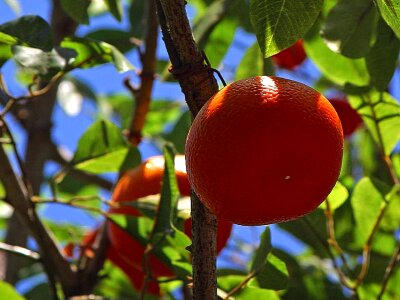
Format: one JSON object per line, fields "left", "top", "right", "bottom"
{"left": 107, "top": 155, "right": 232, "bottom": 293}
{"left": 185, "top": 76, "right": 344, "bottom": 225}
{"left": 329, "top": 97, "right": 363, "bottom": 137}
{"left": 272, "top": 40, "right": 306, "bottom": 70}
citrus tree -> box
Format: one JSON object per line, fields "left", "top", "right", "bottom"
{"left": 0, "top": 0, "right": 400, "bottom": 299}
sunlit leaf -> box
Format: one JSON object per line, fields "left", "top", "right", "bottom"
{"left": 349, "top": 91, "right": 400, "bottom": 155}
{"left": 62, "top": 37, "right": 134, "bottom": 72}
{"left": 249, "top": 0, "right": 323, "bottom": 57}
{"left": 72, "top": 119, "right": 141, "bottom": 173}
{"left": 0, "top": 282, "right": 25, "bottom": 300}
{"left": 375, "top": 0, "right": 400, "bottom": 38}
{"left": 321, "top": 0, "right": 377, "bottom": 58}
{"left": 351, "top": 177, "right": 387, "bottom": 245}
{"left": 319, "top": 181, "right": 348, "bottom": 211}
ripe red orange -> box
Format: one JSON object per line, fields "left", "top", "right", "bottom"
{"left": 329, "top": 97, "right": 363, "bottom": 137}
{"left": 185, "top": 76, "right": 344, "bottom": 226}
{"left": 107, "top": 155, "right": 232, "bottom": 293}
{"left": 272, "top": 40, "right": 306, "bottom": 70}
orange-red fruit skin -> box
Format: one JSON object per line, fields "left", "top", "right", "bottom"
{"left": 329, "top": 97, "right": 363, "bottom": 137}
{"left": 272, "top": 40, "right": 306, "bottom": 70}
{"left": 185, "top": 76, "right": 344, "bottom": 226}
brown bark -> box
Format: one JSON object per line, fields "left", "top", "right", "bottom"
{"left": 155, "top": 0, "right": 219, "bottom": 299}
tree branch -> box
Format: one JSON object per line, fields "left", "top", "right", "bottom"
{"left": 155, "top": 1, "right": 219, "bottom": 298}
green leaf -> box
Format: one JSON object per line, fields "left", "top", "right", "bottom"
{"left": 0, "top": 32, "right": 18, "bottom": 45}
{"left": 236, "top": 42, "right": 274, "bottom": 80}
{"left": 4, "top": 0, "right": 21, "bottom": 15}
{"left": 151, "top": 145, "right": 180, "bottom": 240}
{"left": 108, "top": 214, "right": 192, "bottom": 278}
{"left": 61, "top": 37, "right": 134, "bottom": 72}
{"left": 304, "top": 23, "right": 370, "bottom": 87}
{"left": 129, "top": 0, "right": 146, "bottom": 40}
{"left": 164, "top": 110, "right": 192, "bottom": 154}
{"left": 104, "top": 0, "right": 123, "bottom": 21}
{"left": 348, "top": 91, "right": 400, "bottom": 155}
{"left": 250, "top": 227, "right": 272, "bottom": 272}
{"left": 366, "top": 18, "right": 400, "bottom": 91}
{"left": 60, "top": 0, "right": 90, "bottom": 24}
{"left": 319, "top": 181, "right": 348, "bottom": 211}
{"left": 0, "top": 281, "right": 25, "bottom": 300}
{"left": 12, "top": 46, "right": 76, "bottom": 80}
{"left": 375, "top": 0, "right": 400, "bottom": 39}
{"left": 249, "top": 0, "right": 323, "bottom": 57}
{"left": 195, "top": 9, "right": 237, "bottom": 67}
{"left": 248, "top": 254, "right": 289, "bottom": 290}
{"left": 0, "top": 44, "right": 13, "bottom": 67}
{"left": 143, "top": 101, "right": 182, "bottom": 137}
{"left": 0, "top": 15, "right": 53, "bottom": 51}
{"left": 71, "top": 119, "right": 141, "bottom": 173}
{"left": 85, "top": 29, "right": 133, "bottom": 53}
{"left": 321, "top": 0, "right": 377, "bottom": 58}
{"left": 350, "top": 177, "right": 386, "bottom": 245}
{"left": 380, "top": 185, "right": 400, "bottom": 231}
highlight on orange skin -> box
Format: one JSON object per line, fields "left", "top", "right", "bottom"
{"left": 329, "top": 97, "right": 363, "bottom": 137}
{"left": 272, "top": 40, "right": 307, "bottom": 70}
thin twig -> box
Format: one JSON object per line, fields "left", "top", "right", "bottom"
{"left": 0, "top": 242, "right": 40, "bottom": 261}
{"left": 223, "top": 271, "right": 255, "bottom": 300}
{"left": 377, "top": 241, "right": 400, "bottom": 300}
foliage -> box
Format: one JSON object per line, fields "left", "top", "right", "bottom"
{"left": 0, "top": 0, "right": 399, "bottom": 299}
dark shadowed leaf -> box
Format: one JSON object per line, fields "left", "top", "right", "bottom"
{"left": 250, "top": 227, "right": 272, "bottom": 272}
{"left": 0, "top": 15, "right": 52, "bottom": 51}
{"left": 249, "top": 0, "right": 323, "bottom": 57}
{"left": 366, "top": 18, "right": 400, "bottom": 91}
{"left": 85, "top": 29, "right": 133, "bottom": 52}
{"left": 249, "top": 254, "right": 289, "bottom": 290}
{"left": 321, "top": 0, "right": 377, "bottom": 58}
{"left": 104, "top": 0, "right": 123, "bottom": 21}
{"left": 60, "top": 0, "right": 90, "bottom": 24}
{"left": 236, "top": 42, "right": 274, "bottom": 80}
{"left": 129, "top": 0, "right": 146, "bottom": 40}
{"left": 164, "top": 110, "right": 192, "bottom": 154}
{"left": 304, "top": 22, "right": 370, "bottom": 86}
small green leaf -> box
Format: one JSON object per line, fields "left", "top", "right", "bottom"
{"left": 304, "top": 23, "right": 370, "bottom": 86}
{"left": 248, "top": 254, "right": 289, "bottom": 290}
{"left": 62, "top": 37, "right": 134, "bottom": 72}
{"left": 72, "top": 119, "right": 141, "bottom": 174}
{"left": 236, "top": 42, "right": 273, "bottom": 80}
{"left": 321, "top": 0, "right": 377, "bottom": 58}
{"left": 143, "top": 101, "right": 182, "bottom": 137}
{"left": 366, "top": 18, "right": 400, "bottom": 91}
{"left": 0, "top": 32, "right": 18, "bottom": 45}
{"left": 0, "top": 44, "right": 13, "bottom": 67}
{"left": 12, "top": 46, "right": 76, "bottom": 80}
{"left": 4, "top": 0, "right": 21, "bottom": 15}
{"left": 380, "top": 185, "right": 400, "bottom": 231}
{"left": 250, "top": 227, "right": 272, "bottom": 272}
{"left": 60, "top": 0, "right": 91, "bottom": 24}
{"left": 249, "top": 0, "right": 323, "bottom": 57}
{"left": 0, "top": 282, "right": 25, "bottom": 300}
{"left": 351, "top": 177, "right": 386, "bottom": 245}
{"left": 319, "top": 181, "right": 348, "bottom": 211}
{"left": 0, "top": 15, "right": 53, "bottom": 51}
{"left": 349, "top": 91, "right": 400, "bottom": 155}
{"left": 129, "top": 0, "right": 146, "bottom": 40}
{"left": 375, "top": 0, "right": 400, "bottom": 38}
{"left": 151, "top": 145, "right": 180, "bottom": 240}
{"left": 85, "top": 29, "right": 133, "bottom": 52}
{"left": 104, "top": 0, "right": 123, "bottom": 21}
{"left": 164, "top": 110, "right": 192, "bottom": 154}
